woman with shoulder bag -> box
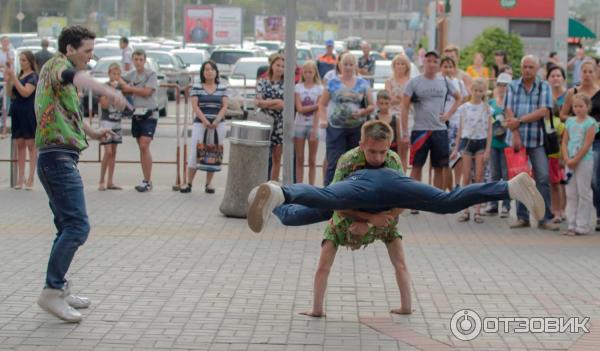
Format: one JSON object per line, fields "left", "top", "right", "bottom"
{"left": 180, "top": 60, "right": 228, "bottom": 194}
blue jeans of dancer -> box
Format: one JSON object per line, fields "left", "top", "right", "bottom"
{"left": 515, "top": 146, "right": 552, "bottom": 223}
{"left": 37, "top": 151, "right": 90, "bottom": 290}
{"left": 325, "top": 126, "right": 362, "bottom": 186}
{"left": 274, "top": 168, "right": 510, "bottom": 225}
{"left": 488, "top": 147, "right": 511, "bottom": 211}
{"left": 592, "top": 140, "right": 600, "bottom": 218}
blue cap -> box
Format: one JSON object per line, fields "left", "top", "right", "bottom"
{"left": 325, "top": 39, "right": 334, "bottom": 47}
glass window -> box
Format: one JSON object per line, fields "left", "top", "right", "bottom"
{"left": 365, "top": 20, "right": 374, "bottom": 30}
{"left": 376, "top": 20, "right": 386, "bottom": 30}
{"left": 509, "top": 20, "right": 551, "bottom": 38}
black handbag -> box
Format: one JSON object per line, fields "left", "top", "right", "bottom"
{"left": 542, "top": 110, "right": 560, "bottom": 155}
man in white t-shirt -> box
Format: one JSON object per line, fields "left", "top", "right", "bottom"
{"left": 119, "top": 37, "right": 133, "bottom": 72}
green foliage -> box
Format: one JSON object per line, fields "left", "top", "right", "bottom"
{"left": 459, "top": 27, "right": 524, "bottom": 76}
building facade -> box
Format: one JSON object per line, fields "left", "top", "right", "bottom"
{"left": 448, "top": 0, "right": 569, "bottom": 64}
{"left": 328, "top": 0, "right": 425, "bottom": 44}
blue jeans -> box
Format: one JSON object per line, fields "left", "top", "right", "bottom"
{"left": 488, "top": 147, "right": 511, "bottom": 211}
{"left": 516, "top": 146, "right": 553, "bottom": 223}
{"left": 325, "top": 126, "right": 362, "bottom": 185}
{"left": 592, "top": 140, "right": 600, "bottom": 217}
{"left": 274, "top": 168, "right": 510, "bottom": 225}
{"left": 37, "top": 151, "right": 90, "bottom": 289}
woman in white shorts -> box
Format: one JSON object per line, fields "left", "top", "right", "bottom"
{"left": 181, "top": 60, "right": 228, "bottom": 194}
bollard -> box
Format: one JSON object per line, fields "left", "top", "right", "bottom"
{"left": 220, "top": 121, "right": 272, "bottom": 218}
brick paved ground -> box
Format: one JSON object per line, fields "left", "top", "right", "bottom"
{"left": 0, "top": 121, "right": 599, "bottom": 350}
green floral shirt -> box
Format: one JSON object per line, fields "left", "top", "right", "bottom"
{"left": 35, "top": 53, "right": 88, "bottom": 152}
{"left": 323, "top": 147, "right": 404, "bottom": 250}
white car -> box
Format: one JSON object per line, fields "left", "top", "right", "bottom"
{"left": 171, "top": 48, "right": 209, "bottom": 83}
{"left": 382, "top": 45, "right": 406, "bottom": 60}
{"left": 372, "top": 60, "right": 420, "bottom": 94}
{"left": 93, "top": 43, "right": 122, "bottom": 60}
{"left": 209, "top": 48, "right": 267, "bottom": 77}
{"left": 254, "top": 40, "right": 282, "bottom": 55}
{"left": 226, "top": 57, "right": 269, "bottom": 113}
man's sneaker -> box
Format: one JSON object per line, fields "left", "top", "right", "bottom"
{"left": 508, "top": 173, "right": 545, "bottom": 222}
{"left": 500, "top": 208, "right": 510, "bottom": 218}
{"left": 64, "top": 281, "right": 91, "bottom": 309}
{"left": 37, "top": 288, "right": 82, "bottom": 323}
{"left": 135, "top": 180, "right": 152, "bottom": 192}
{"left": 247, "top": 182, "right": 285, "bottom": 233}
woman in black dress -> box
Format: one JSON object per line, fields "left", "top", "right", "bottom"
{"left": 6, "top": 50, "right": 38, "bottom": 190}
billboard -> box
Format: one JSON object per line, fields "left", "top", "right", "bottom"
{"left": 462, "top": 0, "right": 554, "bottom": 19}
{"left": 297, "top": 22, "right": 338, "bottom": 43}
{"left": 37, "top": 17, "right": 68, "bottom": 38}
{"left": 184, "top": 5, "right": 242, "bottom": 45}
{"left": 255, "top": 16, "right": 285, "bottom": 41}
{"left": 107, "top": 20, "right": 131, "bottom": 37}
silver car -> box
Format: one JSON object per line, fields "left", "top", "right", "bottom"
{"left": 209, "top": 48, "right": 267, "bottom": 78}
{"left": 226, "top": 57, "right": 269, "bottom": 113}
{"left": 145, "top": 50, "right": 192, "bottom": 99}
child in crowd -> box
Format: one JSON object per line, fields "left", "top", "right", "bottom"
{"left": 294, "top": 60, "right": 323, "bottom": 185}
{"left": 451, "top": 78, "right": 492, "bottom": 223}
{"left": 98, "top": 63, "right": 124, "bottom": 191}
{"left": 373, "top": 90, "right": 400, "bottom": 156}
{"left": 440, "top": 56, "right": 467, "bottom": 190}
{"left": 562, "top": 93, "right": 598, "bottom": 235}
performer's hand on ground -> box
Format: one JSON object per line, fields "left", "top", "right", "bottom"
{"left": 299, "top": 310, "right": 326, "bottom": 318}
{"left": 390, "top": 307, "right": 413, "bottom": 315}
{"left": 369, "top": 213, "right": 394, "bottom": 228}
{"left": 349, "top": 222, "right": 369, "bottom": 236}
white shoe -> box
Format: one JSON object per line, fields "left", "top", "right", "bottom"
{"left": 37, "top": 288, "right": 82, "bottom": 323}
{"left": 247, "top": 182, "right": 285, "bottom": 233}
{"left": 64, "top": 281, "right": 91, "bottom": 309}
{"left": 508, "top": 173, "right": 545, "bottom": 222}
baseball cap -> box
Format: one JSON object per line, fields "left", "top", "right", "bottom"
{"left": 325, "top": 39, "right": 334, "bottom": 47}
{"left": 496, "top": 73, "right": 512, "bottom": 85}
{"left": 424, "top": 50, "right": 440, "bottom": 58}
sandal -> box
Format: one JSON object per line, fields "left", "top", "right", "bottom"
{"left": 552, "top": 216, "right": 563, "bottom": 224}
{"left": 106, "top": 184, "right": 122, "bottom": 190}
{"left": 179, "top": 184, "right": 192, "bottom": 193}
{"left": 205, "top": 184, "right": 215, "bottom": 194}
{"left": 98, "top": 184, "right": 106, "bottom": 191}
{"left": 458, "top": 212, "right": 470, "bottom": 222}
{"left": 562, "top": 230, "right": 576, "bottom": 236}
{"left": 474, "top": 213, "right": 484, "bottom": 224}
{"left": 410, "top": 209, "right": 419, "bottom": 214}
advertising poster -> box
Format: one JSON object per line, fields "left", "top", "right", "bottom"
{"left": 184, "top": 5, "right": 213, "bottom": 44}
{"left": 37, "top": 17, "right": 68, "bottom": 38}
{"left": 297, "top": 21, "right": 323, "bottom": 42}
{"left": 212, "top": 7, "right": 243, "bottom": 45}
{"left": 107, "top": 20, "right": 131, "bottom": 37}
{"left": 255, "top": 16, "right": 285, "bottom": 41}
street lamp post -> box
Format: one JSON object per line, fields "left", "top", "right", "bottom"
{"left": 282, "top": 0, "right": 296, "bottom": 184}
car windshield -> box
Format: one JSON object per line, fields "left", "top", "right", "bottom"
{"left": 176, "top": 52, "right": 205, "bottom": 65}
{"left": 256, "top": 42, "right": 280, "bottom": 51}
{"left": 94, "top": 47, "right": 121, "bottom": 59}
{"left": 231, "top": 61, "right": 266, "bottom": 80}
{"left": 211, "top": 51, "right": 253, "bottom": 65}
{"left": 147, "top": 52, "right": 174, "bottom": 66}
{"left": 92, "top": 59, "right": 120, "bottom": 74}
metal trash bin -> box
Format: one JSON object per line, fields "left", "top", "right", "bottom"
{"left": 220, "top": 120, "right": 272, "bottom": 218}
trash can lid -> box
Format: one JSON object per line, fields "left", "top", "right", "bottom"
{"left": 230, "top": 120, "right": 272, "bottom": 146}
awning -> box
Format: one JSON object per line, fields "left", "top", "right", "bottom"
{"left": 569, "top": 18, "right": 596, "bottom": 39}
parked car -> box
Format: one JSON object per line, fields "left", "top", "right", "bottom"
{"left": 226, "top": 57, "right": 269, "bottom": 113}
{"left": 184, "top": 43, "right": 215, "bottom": 54}
{"left": 254, "top": 40, "right": 282, "bottom": 55}
{"left": 145, "top": 50, "right": 192, "bottom": 99}
{"left": 372, "top": 60, "right": 420, "bottom": 95}
{"left": 20, "top": 38, "right": 58, "bottom": 49}
{"left": 349, "top": 50, "right": 386, "bottom": 62}
{"left": 0, "top": 33, "right": 37, "bottom": 48}
{"left": 89, "top": 56, "right": 168, "bottom": 117}
{"left": 382, "top": 45, "right": 406, "bottom": 60}
{"left": 309, "top": 44, "right": 326, "bottom": 60}
{"left": 171, "top": 48, "right": 209, "bottom": 83}
{"left": 209, "top": 48, "right": 267, "bottom": 77}
{"left": 131, "top": 42, "right": 162, "bottom": 51}
{"left": 93, "top": 43, "right": 122, "bottom": 61}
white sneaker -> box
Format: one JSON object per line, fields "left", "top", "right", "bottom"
{"left": 64, "top": 281, "right": 91, "bottom": 309}
{"left": 37, "top": 288, "right": 82, "bottom": 323}
{"left": 508, "top": 173, "right": 545, "bottom": 222}
{"left": 247, "top": 182, "right": 285, "bottom": 233}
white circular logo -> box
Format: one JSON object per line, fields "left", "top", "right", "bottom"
{"left": 450, "top": 309, "right": 482, "bottom": 341}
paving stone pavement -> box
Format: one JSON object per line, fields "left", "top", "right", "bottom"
{"left": 1, "top": 133, "right": 600, "bottom": 350}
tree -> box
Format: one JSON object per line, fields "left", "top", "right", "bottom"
{"left": 459, "top": 27, "right": 524, "bottom": 76}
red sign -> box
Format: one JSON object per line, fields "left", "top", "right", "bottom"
{"left": 461, "top": 0, "right": 554, "bottom": 19}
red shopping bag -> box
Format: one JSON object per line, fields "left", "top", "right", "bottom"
{"left": 504, "top": 148, "right": 532, "bottom": 179}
